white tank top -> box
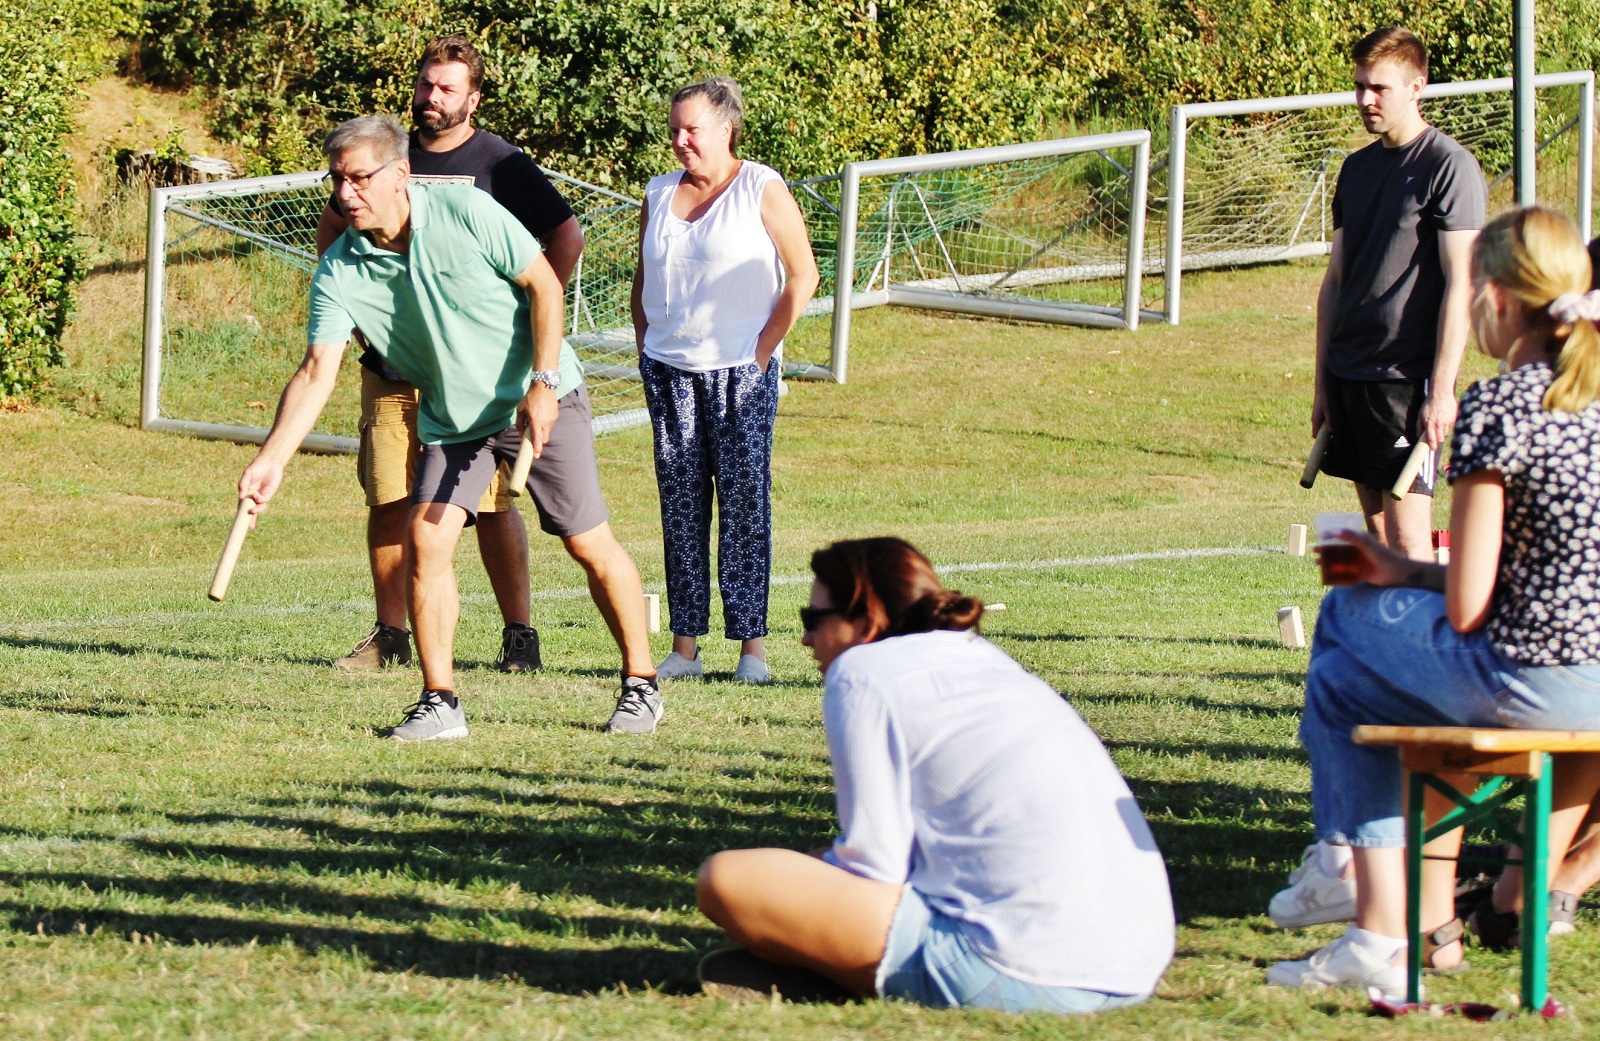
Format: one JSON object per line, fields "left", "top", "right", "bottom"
{"left": 639, "top": 160, "right": 784, "bottom": 371}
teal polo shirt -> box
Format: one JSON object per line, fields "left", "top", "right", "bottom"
{"left": 307, "top": 182, "right": 584, "bottom": 444}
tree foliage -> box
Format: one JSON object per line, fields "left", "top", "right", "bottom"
{"left": 134, "top": 1, "right": 1596, "bottom": 188}
{"left": 0, "top": 3, "right": 122, "bottom": 396}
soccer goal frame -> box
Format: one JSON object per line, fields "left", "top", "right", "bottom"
{"left": 141, "top": 170, "right": 655, "bottom": 454}
{"left": 1163, "top": 70, "right": 1596, "bottom": 325}
{"left": 826, "top": 129, "right": 1154, "bottom": 385}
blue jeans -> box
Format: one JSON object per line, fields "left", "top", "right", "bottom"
{"left": 1304, "top": 586, "right": 1600, "bottom": 847}
{"left": 876, "top": 887, "right": 1150, "bottom": 1015}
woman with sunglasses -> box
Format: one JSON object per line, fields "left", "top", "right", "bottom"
{"left": 696, "top": 537, "right": 1175, "bottom": 1012}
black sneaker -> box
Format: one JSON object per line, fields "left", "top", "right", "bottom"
{"left": 335, "top": 622, "right": 412, "bottom": 671}
{"left": 496, "top": 624, "right": 542, "bottom": 672}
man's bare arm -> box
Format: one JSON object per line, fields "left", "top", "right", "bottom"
{"left": 1312, "top": 229, "right": 1344, "bottom": 437}
{"left": 315, "top": 202, "right": 348, "bottom": 257}
{"left": 512, "top": 253, "right": 567, "bottom": 456}
{"left": 238, "top": 340, "right": 349, "bottom": 521}
{"left": 1421, "top": 228, "right": 1479, "bottom": 448}
{"left": 540, "top": 216, "right": 584, "bottom": 289}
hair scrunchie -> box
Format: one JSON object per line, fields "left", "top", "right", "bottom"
{"left": 1548, "top": 290, "right": 1600, "bottom": 325}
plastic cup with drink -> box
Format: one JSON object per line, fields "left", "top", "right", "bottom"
{"left": 1313, "top": 512, "right": 1366, "bottom": 586}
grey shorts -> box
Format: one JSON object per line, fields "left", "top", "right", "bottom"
{"left": 413, "top": 386, "right": 610, "bottom": 537}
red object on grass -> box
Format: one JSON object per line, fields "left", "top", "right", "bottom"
{"left": 1431, "top": 529, "right": 1452, "bottom": 549}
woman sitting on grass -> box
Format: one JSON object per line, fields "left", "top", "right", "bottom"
{"left": 1268, "top": 205, "right": 1600, "bottom": 993}
{"left": 696, "top": 536, "right": 1175, "bottom": 1013}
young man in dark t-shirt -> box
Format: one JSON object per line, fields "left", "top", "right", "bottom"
{"left": 1310, "top": 26, "right": 1483, "bottom": 564}
{"left": 1270, "top": 24, "right": 1484, "bottom": 953}
{"left": 315, "top": 35, "right": 585, "bottom": 675}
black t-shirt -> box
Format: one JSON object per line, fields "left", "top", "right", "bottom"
{"left": 353, "top": 129, "right": 576, "bottom": 379}
{"left": 1328, "top": 126, "right": 1485, "bottom": 381}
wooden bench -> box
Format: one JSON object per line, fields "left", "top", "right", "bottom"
{"left": 1352, "top": 726, "right": 1600, "bottom": 1011}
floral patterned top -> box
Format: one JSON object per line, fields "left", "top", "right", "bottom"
{"left": 1450, "top": 362, "right": 1600, "bottom": 665}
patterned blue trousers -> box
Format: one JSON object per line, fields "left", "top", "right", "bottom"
{"left": 640, "top": 355, "right": 778, "bottom": 640}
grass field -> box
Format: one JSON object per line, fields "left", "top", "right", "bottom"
{"left": 8, "top": 255, "right": 1597, "bottom": 1040}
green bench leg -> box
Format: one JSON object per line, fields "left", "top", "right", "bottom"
{"left": 1406, "top": 770, "right": 1426, "bottom": 1004}
{"left": 1404, "top": 753, "right": 1553, "bottom": 1013}
{"left": 1522, "top": 755, "right": 1551, "bottom": 1012}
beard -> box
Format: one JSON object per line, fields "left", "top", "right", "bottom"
{"left": 412, "top": 100, "right": 469, "bottom": 135}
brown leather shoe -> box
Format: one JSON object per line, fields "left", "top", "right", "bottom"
{"left": 334, "top": 622, "right": 412, "bottom": 670}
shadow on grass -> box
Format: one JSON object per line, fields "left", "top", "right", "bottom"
{"left": 0, "top": 898, "right": 708, "bottom": 995}
{"left": 0, "top": 765, "right": 843, "bottom": 993}
{"left": 0, "top": 633, "right": 337, "bottom": 672}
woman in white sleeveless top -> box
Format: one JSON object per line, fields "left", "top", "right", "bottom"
{"left": 630, "top": 78, "right": 819, "bottom": 683}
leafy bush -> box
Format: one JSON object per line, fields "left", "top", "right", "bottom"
{"left": 130, "top": 0, "right": 1600, "bottom": 190}
{"left": 1, "top": 8, "right": 85, "bottom": 396}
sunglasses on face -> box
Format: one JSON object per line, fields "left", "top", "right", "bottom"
{"left": 799, "top": 605, "right": 842, "bottom": 632}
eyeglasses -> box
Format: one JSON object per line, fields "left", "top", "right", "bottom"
{"left": 799, "top": 605, "right": 842, "bottom": 632}
{"left": 323, "top": 158, "right": 398, "bottom": 193}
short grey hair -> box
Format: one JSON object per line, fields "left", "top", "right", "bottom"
{"left": 672, "top": 77, "right": 744, "bottom": 154}
{"left": 323, "top": 115, "right": 408, "bottom": 164}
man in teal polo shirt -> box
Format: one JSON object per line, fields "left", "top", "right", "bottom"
{"left": 236, "top": 115, "right": 662, "bottom": 738}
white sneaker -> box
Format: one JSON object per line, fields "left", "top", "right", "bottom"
{"left": 1269, "top": 844, "right": 1357, "bottom": 928}
{"left": 655, "top": 650, "right": 704, "bottom": 680}
{"left": 1265, "top": 927, "right": 1407, "bottom": 993}
{"left": 734, "top": 654, "right": 771, "bottom": 684}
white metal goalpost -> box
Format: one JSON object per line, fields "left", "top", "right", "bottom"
{"left": 140, "top": 128, "right": 1159, "bottom": 450}
{"left": 1162, "top": 70, "right": 1596, "bottom": 325}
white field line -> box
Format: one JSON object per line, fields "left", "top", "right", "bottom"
{"left": 1, "top": 547, "right": 1274, "bottom": 633}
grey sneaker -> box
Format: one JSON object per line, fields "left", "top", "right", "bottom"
{"left": 335, "top": 622, "right": 412, "bottom": 671}
{"left": 654, "top": 650, "right": 703, "bottom": 680}
{"left": 496, "top": 624, "right": 542, "bottom": 673}
{"left": 606, "top": 675, "right": 664, "bottom": 734}
{"left": 734, "top": 654, "right": 771, "bottom": 684}
{"left": 387, "top": 691, "right": 468, "bottom": 742}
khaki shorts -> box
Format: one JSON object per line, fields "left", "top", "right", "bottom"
{"left": 357, "top": 366, "right": 510, "bottom": 512}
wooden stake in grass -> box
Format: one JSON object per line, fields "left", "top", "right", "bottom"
{"left": 1288, "top": 524, "right": 1308, "bottom": 557}
{"left": 1277, "top": 606, "right": 1306, "bottom": 648}
{"left": 208, "top": 499, "right": 254, "bottom": 602}
{"left": 644, "top": 593, "right": 660, "bottom": 633}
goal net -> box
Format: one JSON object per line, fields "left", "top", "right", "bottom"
{"left": 817, "top": 131, "right": 1154, "bottom": 382}
{"left": 1159, "top": 71, "right": 1596, "bottom": 323}
{"left": 141, "top": 168, "right": 656, "bottom": 452}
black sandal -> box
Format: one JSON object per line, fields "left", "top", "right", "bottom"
{"left": 1467, "top": 896, "right": 1521, "bottom": 951}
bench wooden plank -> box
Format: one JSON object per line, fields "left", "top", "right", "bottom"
{"left": 1353, "top": 725, "right": 1600, "bottom": 754}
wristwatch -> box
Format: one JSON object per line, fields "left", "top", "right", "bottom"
{"left": 530, "top": 369, "right": 561, "bottom": 390}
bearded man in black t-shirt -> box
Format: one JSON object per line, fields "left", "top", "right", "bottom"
{"left": 1312, "top": 26, "right": 1484, "bottom": 561}
{"left": 315, "top": 35, "right": 585, "bottom": 675}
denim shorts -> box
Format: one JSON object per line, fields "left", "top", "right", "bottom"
{"left": 876, "top": 886, "right": 1150, "bottom": 1015}
{"left": 1303, "top": 586, "right": 1600, "bottom": 847}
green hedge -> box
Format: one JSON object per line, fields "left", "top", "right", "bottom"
{"left": 132, "top": 2, "right": 1586, "bottom": 185}
{"left": 0, "top": 0, "right": 140, "bottom": 398}
{"left": 135, "top": 1, "right": 1600, "bottom": 189}
{"left": 0, "top": 9, "right": 82, "bottom": 396}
